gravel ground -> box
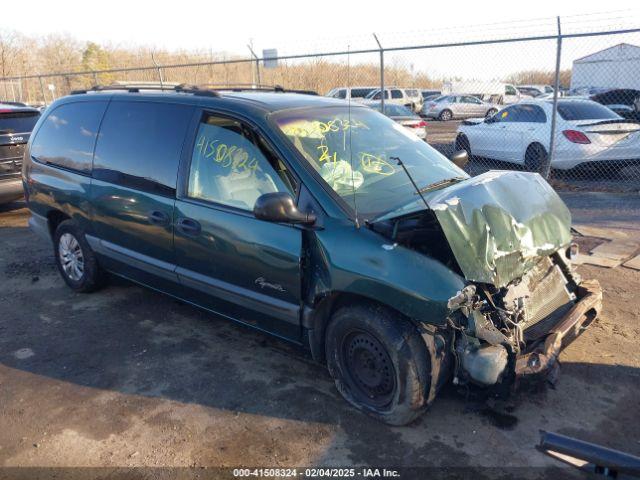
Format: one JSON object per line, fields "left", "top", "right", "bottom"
{"left": 0, "top": 197, "right": 639, "bottom": 479}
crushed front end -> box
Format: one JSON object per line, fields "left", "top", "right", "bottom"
{"left": 447, "top": 251, "right": 602, "bottom": 390}
{"left": 371, "top": 170, "right": 603, "bottom": 391}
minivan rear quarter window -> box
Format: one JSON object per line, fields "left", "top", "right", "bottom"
{"left": 31, "top": 101, "right": 107, "bottom": 174}
{"left": 93, "top": 101, "right": 193, "bottom": 195}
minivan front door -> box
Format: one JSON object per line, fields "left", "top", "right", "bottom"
{"left": 174, "top": 112, "right": 303, "bottom": 340}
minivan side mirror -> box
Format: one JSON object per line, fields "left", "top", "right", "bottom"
{"left": 450, "top": 150, "right": 469, "bottom": 169}
{"left": 254, "top": 192, "right": 316, "bottom": 225}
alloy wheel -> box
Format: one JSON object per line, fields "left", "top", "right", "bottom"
{"left": 58, "top": 233, "right": 84, "bottom": 281}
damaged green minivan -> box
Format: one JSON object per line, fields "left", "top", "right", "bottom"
{"left": 23, "top": 86, "right": 602, "bottom": 425}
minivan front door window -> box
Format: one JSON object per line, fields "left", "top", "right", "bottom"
{"left": 188, "top": 115, "right": 294, "bottom": 211}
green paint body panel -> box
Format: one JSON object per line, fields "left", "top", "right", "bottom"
{"left": 306, "top": 217, "right": 465, "bottom": 326}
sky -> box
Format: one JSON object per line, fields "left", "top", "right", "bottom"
{"left": 4, "top": 0, "right": 640, "bottom": 81}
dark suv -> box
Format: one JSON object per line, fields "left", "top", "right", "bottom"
{"left": 23, "top": 85, "right": 601, "bottom": 425}
{"left": 0, "top": 103, "right": 40, "bottom": 203}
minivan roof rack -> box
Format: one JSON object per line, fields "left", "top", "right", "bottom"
{"left": 70, "top": 83, "right": 220, "bottom": 97}
{"left": 199, "top": 83, "right": 318, "bottom": 96}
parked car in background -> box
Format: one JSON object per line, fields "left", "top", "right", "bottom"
{"left": 421, "top": 89, "right": 441, "bottom": 100}
{"left": 422, "top": 94, "right": 498, "bottom": 121}
{"left": 369, "top": 102, "right": 427, "bottom": 140}
{"left": 326, "top": 86, "right": 378, "bottom": 102}
{"left": 422, "top": 93, "right": 440, "bottom": 103}
{"left": 442, "top": 81, "right": 521, "bottom": 105}
{"left": 362, "top": 87, "right": 423, "bottom": 114}
{"left": 568, "top": 86, "right": 608, "bottom": 97}
{"left": 517, "top": 84, "right": 554, "bottom": 97}
{"left": 0, "top": 103, "right": 40, "bottom": 203}
{"left": 590, "top": 88, "right": 640, "bottom": 120}
{"left": 455, "top": 99, "right": 640, "bottom": 170}
{"left": 23, "top": 85, "right": 600, "bottom": 425}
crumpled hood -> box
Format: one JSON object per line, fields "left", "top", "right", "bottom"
{"left": 426, "top": 171, "right": 572, "bottom": 287}
{"left": 375, "top": 170, "right": 572, "bottom": 288}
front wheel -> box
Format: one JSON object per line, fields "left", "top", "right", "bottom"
{"left": 485, "top": 108, "right": 498, "bottom": 119}
{"left": 325, "top": 303, "right": 435, "bottom": 425}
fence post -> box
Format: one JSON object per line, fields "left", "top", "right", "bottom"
{"left": 247, "top": 44, "right": 261, "bottom": 86}
{"left": 151, "top": 52, "right": 164, "bottom": 88}
{"left": 373, "top": 34, "right": 385, "bottom": 113}
{"left": 543, "top": 16, "right": 563, "bottom": 179}
{"left": 38, "top": 76, "right": 47, "bottom": 106}
{"left": 93, "top": 71, "right": 99, "bottom": 86}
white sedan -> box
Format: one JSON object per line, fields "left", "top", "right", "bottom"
{"left": 455, "top": 99, "right": 640, "bottom": 170}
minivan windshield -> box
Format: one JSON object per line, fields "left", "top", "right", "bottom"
{"left": 274, "top": 106, "right": 466, "bottom": 218}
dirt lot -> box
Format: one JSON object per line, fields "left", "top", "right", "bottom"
{"left": 0, "top": 196, "right": 639, "bottom": 479}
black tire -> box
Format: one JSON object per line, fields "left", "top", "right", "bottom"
{"left": 325, "top": 303, "right": 434, "bottom": 425}
{"left": 439, "top": 109, "right": 453, "bottom": 121}
{"left": 53, "top": 220, "right": 105, "bottom": 293}
{"left": 455, "top": 134, "right": 471, "bottom": 157}
{"left": 485, "top": 108, "right": 498, "bottom": 119}
{"left": 524, "top": 143, "right": 547, "bottom": 172}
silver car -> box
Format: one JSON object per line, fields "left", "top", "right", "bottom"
{"left": 369, "top": 103, "right": 427, "bottom": 140}
{"left": 422, "top": 94, "right": 498, "bottom": 121}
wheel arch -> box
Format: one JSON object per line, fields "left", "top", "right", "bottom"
{"left": 46, "top": 209, "right": 71, "bottom": 238}
{"left": 304, "top": 290, "right": 431, "bottom": 364}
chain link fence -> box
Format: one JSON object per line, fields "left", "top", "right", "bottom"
{"left": 2, "top": 17, "right": 640, "bottom": 192}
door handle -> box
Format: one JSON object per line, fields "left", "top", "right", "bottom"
{"left": 147, "top": 210, "right": 170, "bottom": 226}
{"left": 176, "top": 217, "right": 201, "bottom": 236}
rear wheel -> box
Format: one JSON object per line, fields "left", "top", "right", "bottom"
{"left": 325, "top": 303, "right": 435, "bottom": 425}
{"left": 439, "top": 109, "right": 453, "bottom": 121}
{"left": 485, "top": 108, "right": 498, "bottom": 118}
{"left": 524, "top": 143, "right": 548, "bottom": 172}
{"left": 54, "top": 220, "right": 105, "bottom": 293}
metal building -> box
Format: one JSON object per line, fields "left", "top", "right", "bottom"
{"left": 571, "top": 43, "right": 640, "bottom": 90}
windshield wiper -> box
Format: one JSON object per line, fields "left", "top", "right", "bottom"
{"left": 389, "top": 156, "right": 430, "bottom": 210}
{"left": 416, "top": 176, "right": 465, "bottom": 194}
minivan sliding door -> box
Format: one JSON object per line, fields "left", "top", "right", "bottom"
{"left": 89, "top": 99, "right": 194, "bottom": 293}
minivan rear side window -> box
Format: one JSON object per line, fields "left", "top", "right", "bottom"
{"left": 93, "top": 101, "right": 193, "bottom": 196}
{"left": 31, "top": 101, "right": 107, "bottom": 174}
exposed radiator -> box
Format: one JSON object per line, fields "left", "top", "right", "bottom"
{"left": 501, "top": 257, "right": 575, "bottom": 340}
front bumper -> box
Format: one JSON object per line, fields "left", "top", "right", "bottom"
{"left": 515, "top": 279, "right": 602, "bottom": 379}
